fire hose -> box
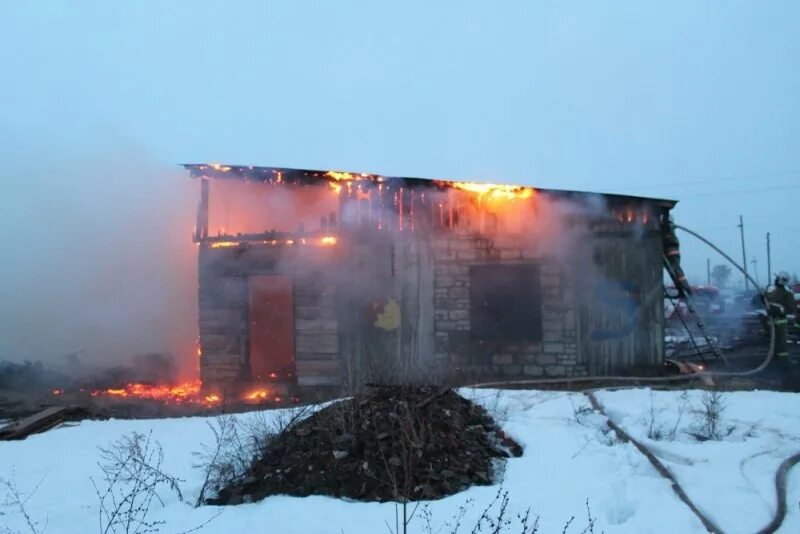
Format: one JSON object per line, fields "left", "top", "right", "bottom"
{"left": 468, "top": 224, "right": 775, "bottom": 387}
{"left": 466, "top": 224, "right": 798, "bottom": 534}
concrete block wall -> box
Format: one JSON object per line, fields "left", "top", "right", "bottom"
{"left": 429, "top": 235, "right": 588, "bottom": 378}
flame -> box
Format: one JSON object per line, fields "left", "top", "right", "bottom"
{"left": 91, "top": 380, "right": 207, "bottom": 404}
{"left": 52, "top": 388, "right": 63, "bottom": 396}
{"left": 326, "top": 171, "right": 358, "bottom": 181}
{"left": 80, "top": 380, "right": 288, "bottom": 407}
{"left": 209, "top": 237, "right": 338, "bottom": 248}
{"left": 449, "top": 181, "right": 534, "bottom": 200}
{"left": 326, "top": 171, "right": 356, "bottom": 195}
{"left": 245, "top": 388, "right": 270, "bottom": 401}
{"left": 209, "top": 163, "right": 231, "bottom": 172}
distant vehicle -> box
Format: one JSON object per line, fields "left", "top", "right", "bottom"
{"left": 665, "top": 284, "right": 725, "bottom": 322}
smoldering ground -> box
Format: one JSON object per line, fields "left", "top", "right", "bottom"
{"left": 0, "top": 145, "right": 199, "bottom": 381}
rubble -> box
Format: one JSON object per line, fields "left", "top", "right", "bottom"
{"left": 210, "top": 385, "right": 522, "bottom": 504}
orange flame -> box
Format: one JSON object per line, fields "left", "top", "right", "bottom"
{"left": 82, "top": 380, "right": 293, "bottom": 407}
{"left": 245, "top": 388, "right": 270, "bottom": 401}
{"left": 449, "top": 181, "right": 535, "bottom": 200}
{"left": 209, "top": 236, "right": 338, "bottom": 248}
{"left": 326, "top": 171, "right": 357, "bottom": 195}
{"left": 91, "top": 381, "right": 206, "bottom": 404}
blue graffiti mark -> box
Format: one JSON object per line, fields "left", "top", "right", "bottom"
{"left": 590, "top": 281, "right": 641, "bottom": 341}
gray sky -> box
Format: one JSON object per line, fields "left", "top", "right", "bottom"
{"left": 1, "top": 2, "right": 799, "bottom": 364}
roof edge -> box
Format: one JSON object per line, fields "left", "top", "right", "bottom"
{"left": 180, "top": 163, "right": 678, "bottom": 207}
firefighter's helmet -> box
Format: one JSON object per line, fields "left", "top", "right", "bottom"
{"left": 776, "top": 271, "right": 791, "bottom": 286}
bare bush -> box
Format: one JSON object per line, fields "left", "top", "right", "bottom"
{"left": 646, "top": 391, "right": 665, "bottom": 440}
{"left": 193, "top": 416, "right": 248, "bottom": 507}
{"left": 691, "top": 390, "right": 730, "bottom": 441}
{"left": 91, "top": 431, "right": 184, "bottom": 534}
{"left": 377, "top": 397, "right": 431, "bottom": 534}
{"left": 414, "top": 489, "right": 600, "bottom": 534}
{"left": 645, "top": 390, "right": 691, "bottom": 442}
{"left": 481, "top": 390, "right": 510, "bottom": 427}
{"left": 193, "top": 405, "right": 313, "bottom": 505}
{"left": 0, "top": 475, "right": 46, "bottom": 534}
{"left": 667, "top": 391, "right": 690, "bottom": 441}
{"left": 568, "top": 397, "right": 594, "bottom": 426}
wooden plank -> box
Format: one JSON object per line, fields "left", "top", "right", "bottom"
{"left": 0, "top": 406, "right": 68, "bottom": 440}
{"left": 295, "top": 319, "right": 338, "bottom": 333}
{"left": 295, "top": 352, "right": 337, "bottom": 361}
{"left": 295, "top": 306, "right": 337, "bottom": 320}
{"left": 197, "top": 177, "right": 209, "bottom": 241}
{"left": 296, "top": 333, "right": 339, "bottom": 354}
{"left": 295, "top": 360, "right": 340, "bottom": 374}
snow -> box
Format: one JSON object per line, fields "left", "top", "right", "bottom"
{"left": 1, "top": 389, "right": 799, "bottom": 533}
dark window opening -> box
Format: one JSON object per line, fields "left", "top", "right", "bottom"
{"left": 470, "top": 264, "right": 543, "bottom": 342}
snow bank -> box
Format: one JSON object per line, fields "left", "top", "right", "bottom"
{"left": 1, "top": 389, "right": 798, "bottom": 533}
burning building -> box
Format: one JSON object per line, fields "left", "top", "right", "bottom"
{"left": 183, "top": 164, "right": 675, "bottom": 393}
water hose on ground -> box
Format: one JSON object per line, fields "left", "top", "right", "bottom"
{"left": 586, "top": 391, "right": 724, "bottom": 534}
{"left": 755, "top": 451, "right": 800, "bottom": 534}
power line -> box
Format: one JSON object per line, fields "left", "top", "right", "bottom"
{"left": 678, "top": 184, "right": 800, "bottom": 197}
{"left": 605, "top": 168, "right": 800, "bottom": 191}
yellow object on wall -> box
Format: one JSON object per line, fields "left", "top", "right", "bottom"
{"left": 374, "top": 298, "right": 401, "bottom": 331}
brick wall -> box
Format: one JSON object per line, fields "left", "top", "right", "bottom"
{"left": 429, "top": 235, "right": 588, "bottom": 379}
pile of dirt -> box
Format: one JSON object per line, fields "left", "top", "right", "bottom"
{"left": 210, "top": 385, "right": 522, "bottom": 504}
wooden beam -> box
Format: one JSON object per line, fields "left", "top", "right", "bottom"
{"left": 197, "top": 177, "right": 209, "bottom": 241}
{"left": 0, "top": 406, "right": 69, "bottom": 440}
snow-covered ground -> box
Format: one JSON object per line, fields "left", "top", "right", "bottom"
{"left": 1, "top": 389, "right": 798, "bottom": 533}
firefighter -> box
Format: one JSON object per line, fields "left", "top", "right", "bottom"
{"left": 661, "top": 213, "right": 691, "bottom": 297}
{"left": 766, "top": 271, "right": 796, "bottom": 363}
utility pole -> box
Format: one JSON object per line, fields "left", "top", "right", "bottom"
{"left": 707, "top": 258, "right": 711, "bottom": 285}
{"left": 751, "top": 256, "right": 760, "bottom": 288}
{"left": 738, "top": 215, "right": 749, "bottom": 290}
{"left": 766, "top": 232, "right": 772, "bottom": 284}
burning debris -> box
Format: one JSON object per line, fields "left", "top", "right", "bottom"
{"left": 0, "top": 351, "right": 305, "bottom": 432}
{"left": 75, "top": 381, "right": 294, "bottom": 408}
{"left": 89, "top": 380, "right": 212, "bottom": 404}
{"left": 208, "top": 385, "right": 522, "bottom": 505}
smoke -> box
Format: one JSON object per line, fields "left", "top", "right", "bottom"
{"left": 0, "top": 146, "right": 199, "bottom": 379}
{"left": 200, "top": 177, "right": 662, "bottom": 387}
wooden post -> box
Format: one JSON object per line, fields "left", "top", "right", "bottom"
{"left": 197, "top": 178, "right": 209, "bottom": 242}
{"left": 766, "top": 232, "right": 772, "bottom": 283}
{"left": 738, "top": 215, "right": 749, "bottom": 290}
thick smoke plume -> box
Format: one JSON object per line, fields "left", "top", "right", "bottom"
{"left": 0, "top": 148, "right": 199, "bottom": 380}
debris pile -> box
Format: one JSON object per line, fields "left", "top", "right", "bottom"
{"left": 211, "top": 385, "right": 522, "bottom": 504}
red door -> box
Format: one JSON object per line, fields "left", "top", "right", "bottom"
{"left": 249, "top": 275, "right": 294, "bottom": 381}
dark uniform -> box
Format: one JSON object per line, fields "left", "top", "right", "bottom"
{"left": 766, "top": 282, "right": 795, "bottom": 360}
{"left": 661, "top": 214, "right": 691, "bottom": 297}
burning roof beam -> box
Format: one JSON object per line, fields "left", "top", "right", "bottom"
{"left": 181, "top": 163, "right": 677, "bottom": 208}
